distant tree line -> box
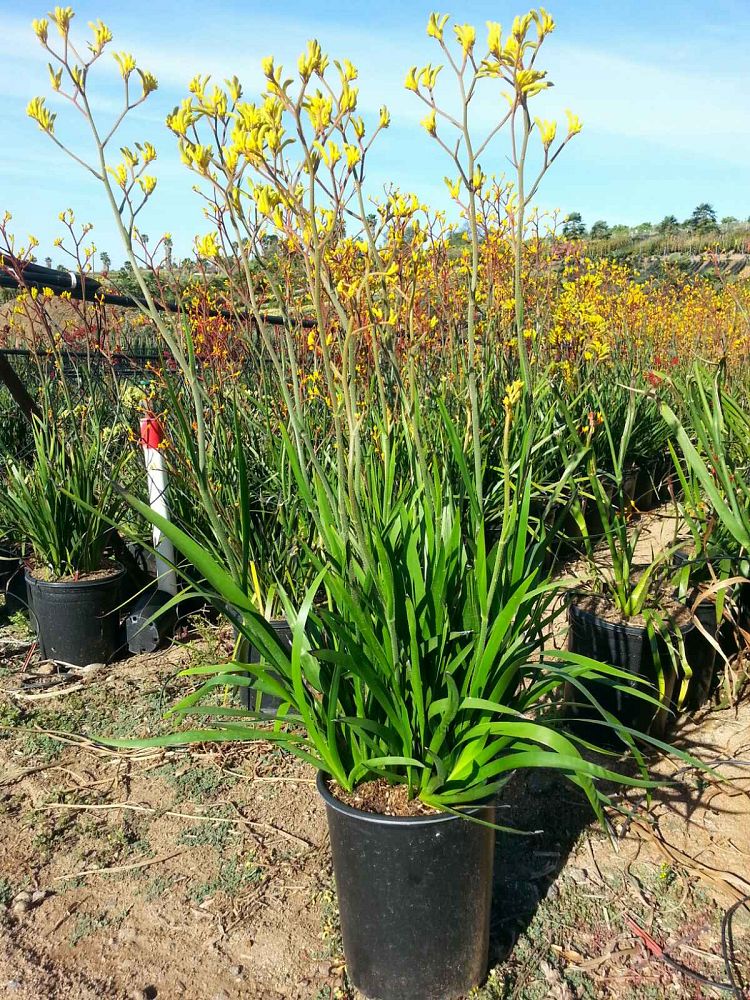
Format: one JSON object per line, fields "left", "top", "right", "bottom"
{"left": 562, "top": 203, "right": 749, "bottom": 241}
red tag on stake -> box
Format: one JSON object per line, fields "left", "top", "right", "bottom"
{"left": 140, "top": 414, "right": 164, "bottom": 449}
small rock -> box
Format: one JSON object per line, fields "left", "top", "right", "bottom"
{"left": 229, "top": 965, "right": 243, "bottom": 978}
{"left": 10, "top": 888, "right": 49, "bottom": 915}
{"left": 565, "top": 866, "right": 589, "bottom": 884}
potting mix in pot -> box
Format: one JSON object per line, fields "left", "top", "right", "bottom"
{"left": 0, "top": 4, "right": 747, "bottom": 999}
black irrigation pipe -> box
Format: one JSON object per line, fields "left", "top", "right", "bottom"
{"left": 0, "top": 254, "right": 317, "bottom": 328}
{"left": 0, "top": 347, "right": 162, "bottom": 366}
{"left": 722, "top": 894, "right": 750, "bottom": 999}
{"left": 0, "top": 254, "right": 314, "bottom": 420}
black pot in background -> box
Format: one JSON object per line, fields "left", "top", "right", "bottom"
{"left": 234, "top": 617, "right": 291, "bottom": 715}
{"left": 672, "top": 548, "right": 747, "bottom": 674}
{"left": 0, "top": 549, "right": 26, "bottom": 616}
{"left": 318, "top": 773, "right": 495, "bottom": 1000}
{"left": 631, "top": 459, "right": 673, "bottom": 512}
{"left": 566, "top": 601, "right": 696, "bottom": 740}
{"left": 26, "top": 565, "right": 125, "bottom": 666}
{"left": 681, "top": 596, "right": 719, "bottom": 710}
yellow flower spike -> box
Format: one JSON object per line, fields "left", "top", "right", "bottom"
{"left": 502, "top": 379, "right": 524, "bottom": 417}
{"left": 316, "top": 140, "right": 341, "bottom": 168}
{"left": 453, "top": 23, "right": 476, "bottom": 56}
{"left": 306, "top": 91, "right": 332, "bottom": 132}
{"left": 204, "top": 85, "right": 227, "bottom": 116}
{"left": 338, "top": 58, "right": 358, "bottom": 82}
{"left": 427, "top": 12, "right": 449, "bottom": 40}
{"left": 166, "top": 100, "right": 195, "bottom": 137}
{"left": 195, "top": 232, "right": 220, "bottom": 259}
{"left": 88, "top": 19, "right": 112, "bottom": 54}
{"left": 48, "top": 64, "right": 63, "bottom": 91}
{"left": 534, "top": 116, "right": 556, "bottom": 149}
{"left": 472, "top": 165, "right": 485, "bottom": 190}
{"left": 486, "top": 21, "right": 503, "bottom": 57}
{"left": 534, "top": 7, "right": 555, "bottom": 38}
{"left": 32, "top": 18, "right": 48, "bottom": 43}
{"left": 378, "top": 106, "right": 390, "bottom": 129}
{"left": 344, "top": 144, "right": 361, "bottom": 170}
{"left": 138, "top": 69, "right": 158, "bottom": 97}
{"left": 420, "top": 108, "right": 437, "bottom": 136}
{"left": 404, "top": 66, "right": 419, "bottom": 92}
{"left": 298, "top": 41, "right": 314, "bottom": 80}
{"left": 339, "top": 85, "right": 358, "bottom": 113}
{"left": 511, "top": 13, "right": 533, "bottom": 40}
{"left": 26, "top": 96, "right": 56, "bottom": 134}
{"left": 225, "top": 75, "right": 242, "bottom": 104}
{"left": 188, "top": 143, "right": 213, "bottom": 172}
{"left": 444, "top": 176, "right": 461, "bottom": 198}
{"left": 261, "top": 55, "right": 275, "bottom": 78}
{"left": 352, "top": 116, "right": 366, "bottom": 139}
{"left": 113, "top": 51, "right": 136, "bottom": 80}
{"left": 419, "top": 63, "right": 442, "bottom": 90}
{"left": 298, "top": 39, "right": 328, "bottom": 80}
{"left": 188, "top": 74, "right": 209, "bottom": 98}
{"left": 52, "top": 6, "right": 74, "bottom": 36}
{"left": 141, "top": 141, "right": 157, "bottom": 163}
{"left": 515, "top": 68, "right": 550, "bottom": 96}
{"left": 565, "top": 109, "right": 583, "bottom": 136}
{"left": 139, "top": 175, "right": 157, "bottom": 196}
{"left": 107, "top": 163, "right": 128, "bottom": 189}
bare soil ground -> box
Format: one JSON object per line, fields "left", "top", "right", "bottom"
{"left": 0, "top": 515, "right": 748, "bottom": 999}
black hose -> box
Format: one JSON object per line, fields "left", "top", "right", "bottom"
{"left": 722, "top": 894, "right": 750, "bottom": 999}
{"left": 0, "top": 256, "right": 315, "bottom": 328}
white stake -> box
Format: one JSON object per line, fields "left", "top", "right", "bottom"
{"left": 140, "top": 413, "right": 177, "bottom": 596}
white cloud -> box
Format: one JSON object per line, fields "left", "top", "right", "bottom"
{"left": 3, "top": 9, "right": 747, "bottom": 160}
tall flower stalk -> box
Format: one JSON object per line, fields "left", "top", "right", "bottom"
{"left": 409, "top": 10, "right": 582, "bottom": 435}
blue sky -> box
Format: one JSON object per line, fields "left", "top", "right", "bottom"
{"left": 1, "top": 0, "right": 749, "bottom": 264}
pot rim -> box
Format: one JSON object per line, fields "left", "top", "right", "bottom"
{"left": 316, "top": 771, "right": 493, "bottom": 827}
{"left": 25, "top": 562, "right": 125, "bottom": 589}
{"left": 568, "top": 598, "right": 695, "bottom": 637}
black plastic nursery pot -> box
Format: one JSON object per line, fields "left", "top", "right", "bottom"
{"left": 672, "top": 548, "right": 745, "bottom": 680}
{"left": 0, "top": 548, "right": 26, "bottom": 614}
{"left": 318, "top": 773, "right": 495, "bottom": 1000}
{"left": 235, "top": 618, "right": 291, "bottom": 715}
{"left": 567, "top": 601, "right": 696, "bottom": 740}
{"left": 681, "top": 597, "right": 719, "bottom": 710}
{"left": 25, "top": 565, "right": 125, "bottom": 666}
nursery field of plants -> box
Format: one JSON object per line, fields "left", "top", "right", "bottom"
{"left": 1, "top": 6, "right": 750, "bottom": 1000}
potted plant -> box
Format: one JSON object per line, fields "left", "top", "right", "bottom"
{"left": 0, "top": 415, "right": 130, "bottom": 666}
{"left": 564, "top": 391, "right": 698, "bottom": 738}
{"left": 28, "top": 13, "right": 694, "bottom": 997}
{"left": 114, "top": 402, "right": 666, "bottom": 999}
{"left": 668, "top": 454, "right": 743, "bottom": 706}
{"left": 232, "top": 570, "right": 292, "bottom": 716}
{"left": 662, "top": 371, "right": 750, "bottom": 696}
